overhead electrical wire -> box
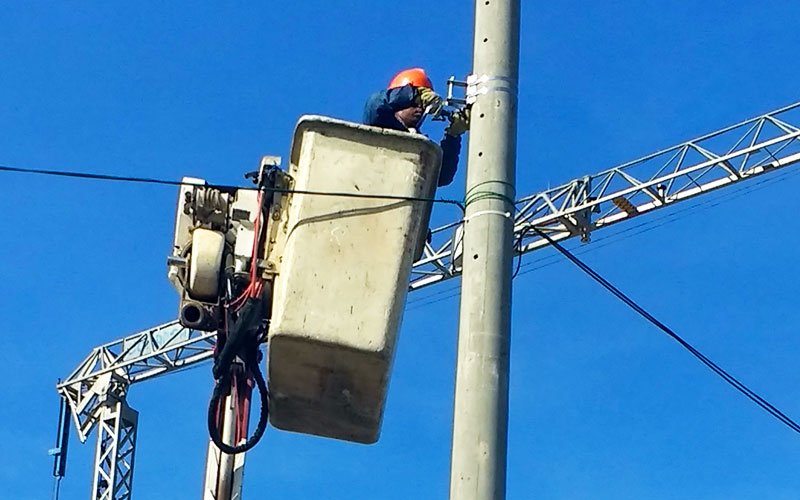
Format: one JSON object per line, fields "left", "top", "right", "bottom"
{"left": 533, "top": 227, "right": 800, "bottom": 435}
{"left": 0, "top": 163, "right": 465, "bottom": 210}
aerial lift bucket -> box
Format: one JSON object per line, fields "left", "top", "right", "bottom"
{"left": 268, "top": 116, "right": 442, "bottom": 443}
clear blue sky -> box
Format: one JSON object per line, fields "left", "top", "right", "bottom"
{"left": 2, "top": 2, "right": 800, "bottom": 499}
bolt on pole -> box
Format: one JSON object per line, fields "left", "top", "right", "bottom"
{"left": 449, "top": 0, "right": 520, "bottom": 499}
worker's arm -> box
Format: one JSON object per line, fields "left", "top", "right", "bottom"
{"left": 438, "top": 133, "right": 461, "bottom": 187}
{"left": 437, "top": 109, "right": 470, "bottom": 186}
{"left": 363, "top": 85, "right": 417, "bottom": 130}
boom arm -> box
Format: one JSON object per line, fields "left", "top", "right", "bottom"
{"left": 59, "top": 101, "right": 800, "bottom": 438}
{"left": 58, "top": 101, "right": 800, "bottom": 439}
{"left": 55, "top": 100, "right": 800, "bottom": 500}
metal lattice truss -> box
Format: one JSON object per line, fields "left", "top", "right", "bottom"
{"left": 91, "top": 400, "right": 138, "bottom": 500}
{"left": 410, "top": 101, "right": 800, "bottom": 290}
{"left": 57, "top": 321, "right": 215, "bottom": 442}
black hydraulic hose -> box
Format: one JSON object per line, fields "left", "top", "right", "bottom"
{"left": 207, "top": 282, "right": 272, "bottom": 455}
{"left": 207, "top": 349, "right": 269, "bottom": 455}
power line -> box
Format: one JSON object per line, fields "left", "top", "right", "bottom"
{"left": 0, "top": 163, "right": 465, "bottom": 209}
{"left": 534, "top": 227, "right": 800, "bottom": 435}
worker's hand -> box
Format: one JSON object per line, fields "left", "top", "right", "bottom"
{"left": 416, "top": 87, "right": 443, "bottom": 114}
{"left": 445, "top": 108, "right": 470, "bottom": 136}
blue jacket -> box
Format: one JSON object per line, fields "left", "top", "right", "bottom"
{"left": 363, "top": 84, "right": 460, "bottom": 187}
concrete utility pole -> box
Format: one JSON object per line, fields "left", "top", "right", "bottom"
{"left": 449, "top": 1, "right": 520, "bottom": 499}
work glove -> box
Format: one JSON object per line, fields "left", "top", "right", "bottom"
{"left": 445, "top": 108, "right": 470, "bottom": 136}
{"left": 416, "top": 87, "right": 443, "bottom": 114}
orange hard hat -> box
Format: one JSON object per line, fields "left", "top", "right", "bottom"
{"left": 388, "top": 68, "right": 433, "bottom": 90}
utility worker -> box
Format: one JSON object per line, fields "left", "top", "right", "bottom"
{"left": 363, "top": 68, "right": 469, "bottom": 187}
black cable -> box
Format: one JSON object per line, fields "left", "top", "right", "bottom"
{"left": 0, "top": 163, "right": 465, "bottom": 210}
{"left": 512, "top": 226, "right": 533, "bottom": 279}
{"left": 533, "top": 227, "right": 800, "bottom": 435}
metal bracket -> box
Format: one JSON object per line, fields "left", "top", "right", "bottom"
{"left": 425, "top": 75, "right": 474, "bottom": 124}
{"left": 445, "top": 76, "right": 470, "bottom": 107}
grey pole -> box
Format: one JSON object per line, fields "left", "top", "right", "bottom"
{"left": 449, "top": 1, "right": 520, "bottom": 499}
